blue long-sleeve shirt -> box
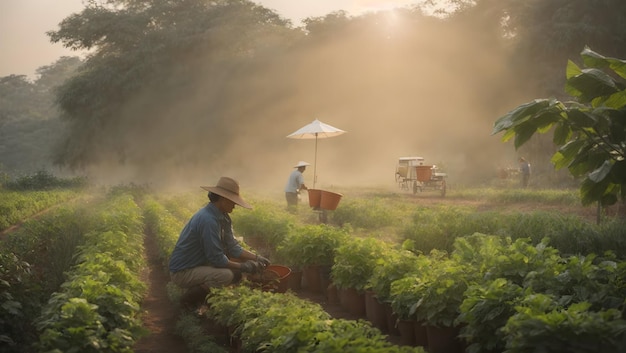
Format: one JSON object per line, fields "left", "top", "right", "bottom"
{"left": 169, "top": 203, "right": 243, "bottom": 272}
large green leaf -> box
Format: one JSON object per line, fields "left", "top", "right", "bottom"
{"left": 533, "top": 111, "right": 562, "bottom": 133}
{"left": 566, "top": 110, "right": 597, "bottom": 128}
{"left": 513, "top": 123, "right": 538, "bottom": 149}
{"left": 492, "top": 99, "right": 556, "bottom": 135}
{"left": 553, "top": 121, "right": 572, "bottom": 145}
{"left": 580, "top": 47, "right": 611, "bottom": 70}
{"left": 554, "top": 139, "right": 586, "bottom": 169}
{"left": 550, "top": 151, "right": 568, "bottom": 171}
{"left": 581, "top": 47, "right": 626, "bottom": 80}
{"left": 580, "top": 177, "right": 611, "bottom": 206}
{"left": 599, "top": 91, "right": 626, "bottom": 110}
{"left": 567, "top": 143, "right": 599, "bottom": 177}
{"left": 565, "top": 60, "right": 583, "bottom": 98}
{"left": 565, "top": 59, "right": 583, "bottom": 80}
{"left": 566, "top": 68, "right": 620, "bottom": 103}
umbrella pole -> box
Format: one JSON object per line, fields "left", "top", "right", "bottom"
{"left": 313, "top": 133, "right": 318, "bottom": 188}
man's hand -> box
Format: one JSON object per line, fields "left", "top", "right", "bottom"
{"left": 256, "top": 255, "right": 271, "bottom": 268}
{"left": 240, "top": 260, "right": 261, "bottom": 274}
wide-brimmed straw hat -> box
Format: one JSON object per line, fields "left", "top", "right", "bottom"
{"left": 294, "top": 161, "right": 310, "bottom": 168}
{"left": 201, "top": 177, "right": 252, "bottom": 209}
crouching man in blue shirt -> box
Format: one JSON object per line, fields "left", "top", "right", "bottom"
{"left": 169, "top": 176, "right": 270, "bottom": 311}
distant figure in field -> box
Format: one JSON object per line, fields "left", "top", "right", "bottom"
{"left": 519, "top": 157, "right": 531, "bottom": 188}
{"left": 284, "top": 161, "right": 310, "bottom": 210}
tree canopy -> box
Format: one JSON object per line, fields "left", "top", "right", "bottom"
{"left": 0, "top": 57, "right": 82, "bottom": 173}
{"left": 49, "top": 0, "right": 298, "bottom": 171}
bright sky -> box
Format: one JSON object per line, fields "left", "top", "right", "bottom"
{"left": 0, "top": 0, "right": 419, "bottom": 78}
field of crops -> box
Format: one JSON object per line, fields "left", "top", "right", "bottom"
{"left": 1, "top": 184, "right": 625, "bottom": 353}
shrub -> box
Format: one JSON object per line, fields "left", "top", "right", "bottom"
{"left": 3, "top": 170, "right": 87, "bottom": 190}
{"left": 503, "top": 294, "right": 626, "bottom": 353}
{"left": 331, "top": 198, "right": 397, "bottom": 229}
{"left": 275, "top": 224, "right": 349, "bottom": 270}
{"left": 331, "top": 237, "right": 390, "bottom": 291}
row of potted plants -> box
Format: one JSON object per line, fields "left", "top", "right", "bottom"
{"left": 350, "top": 234, "right": 626, "bottom": 353}
{"left": 264, "top": 223, "right": 626, "bottom": 353}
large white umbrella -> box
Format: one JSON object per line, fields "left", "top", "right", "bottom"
{"left": 286, "top": 119, "right": 346, "bottom": 187}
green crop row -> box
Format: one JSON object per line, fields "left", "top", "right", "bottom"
{"left": 400, "top": 205, "right": 626, "bottom": 255}
{"left": 0, "top": 189, "right": 81, "bottom": 231}
{"left": 142, "top": 196, "right": 185, "bottom": 267}
{"left": 0, "top": 198, "right": 104, "bottom": 352}
{"left": 207, "top": 285, "right": 426, "bottom": 353}
{"left": 35, "top": 194, "right": 147, "bottom": 353}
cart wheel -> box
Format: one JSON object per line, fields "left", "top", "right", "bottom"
{"left": 440, "top": 180, "right": 447, "bottom": 197}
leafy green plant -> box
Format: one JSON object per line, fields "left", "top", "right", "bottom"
{"left": 207, "top": 286, "right": 427, "bottom": 353}
{"left": 390, "top": 275, "right": 424, "bottom": 321}
{"left": 493, "top": 47, "right": 626, "bottom": 208}
{"left": 458, "top": 279, "right": 526, "bottom": 353}
{"left": 401, "top": 206, "right": 505, "bottom": 253}
{"left": 537, "top": 253, "right": 625, "bottom": 311}
{"left": 411, "top": 257, "right": 478, "bottom": 327}
{"left": 175, "top": 312, "right": 228, "bottom": 353}
{"left": 331, "top": 237, "right": 390, "bottom": 291}
{"left": 389, "top": 250, "right": 449, "bottom": 321}
{"left": 232, "top": 200, "right": 296, "bottom": 251}
{"left": 367, "top": 248, "right": 429, "bottom": 303}
{"left": 0, "top": 252, "right": 34, "bottom": 352}
{"left": 452, "top": 234, "right": 564, "bottom": 288}
{"left": 275, "top": 224, "right": 349, "bottom": 270}
{"left": 331, "top": 198, "right": 397, "bottom": 229}
{"left": 239, "top": 292, "right": 330, "bottom": 352}
{"left": 207, "top": 286, "right": 272, "bottom": 330}
{"left": 0, "top": 189, "right": 80, "bottom": 231}
{"left": 35, "top": 193, "right": 147, "bottom": 353}
{"left": 298, "top": 318, "right": 427, "bottom": 353}
{"left": 503, "top": 294, "right": 626, "bottom": 353}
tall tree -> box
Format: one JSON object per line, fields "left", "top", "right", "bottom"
{"left": 48, "top": 0, "right": 295, "bottom": 170}
{"left": 432, "top": 0, "right": 626, "bottom": 95}
{"left": 0, "top": 57, "right": 82, "bottom": 173}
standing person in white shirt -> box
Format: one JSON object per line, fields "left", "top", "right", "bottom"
{"left": 284, "top": 161, "right": 310, "bottom": 210}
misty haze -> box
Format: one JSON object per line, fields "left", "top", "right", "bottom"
{"left": 2, "top": 0, "right": 624, "bottom": 196}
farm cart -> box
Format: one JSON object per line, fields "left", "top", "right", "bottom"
{"left": 395, "top": 157, "right": 447, "bottom": 197}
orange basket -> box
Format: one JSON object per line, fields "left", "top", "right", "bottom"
{"left": 415, "top": 166, "right": 433, "bottom": 182}
{"left": 319, "top": 190, "right": 343, "bottom": 210}
{"left": 308, "top": 189, "right": 322, "bottom": 208}
{"left": 248, "top": 265, "right": 292, "bottom": 293}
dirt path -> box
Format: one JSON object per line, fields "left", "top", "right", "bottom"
{"left": 134, "top": 232, "right": 188, "bottom": 353}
